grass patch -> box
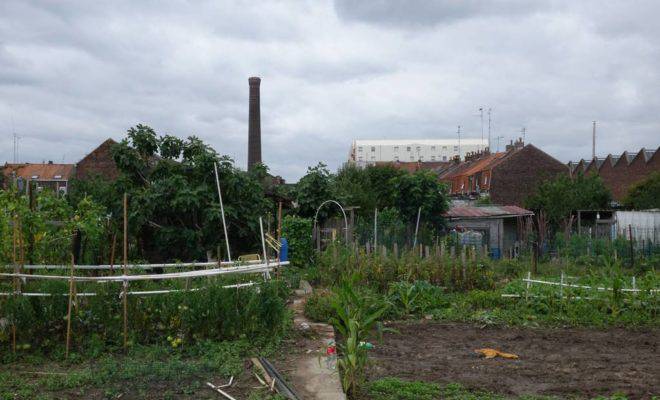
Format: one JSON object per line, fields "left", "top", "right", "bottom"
{"left": 0, "top": 337, "right": 283, "bottom": 400}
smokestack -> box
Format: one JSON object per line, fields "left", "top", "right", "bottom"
{"left": 247, "top": 77, "right": 262, "bottom": 171}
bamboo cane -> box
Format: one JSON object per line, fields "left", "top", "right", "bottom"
{"left": 109, "top": 232, "right": 117, "bottom": 273}
{"left": 11, "top": 216, "right": 18, "bottom": 353}
{"left": 65, "top": 254, "right": 75, "bottom": 358}
{"left": 123, "top": 193, "right": 128, "bottom": 351}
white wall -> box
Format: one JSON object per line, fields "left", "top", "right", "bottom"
{"left": 349, "top": 139, "right": 488, "bottom": 167}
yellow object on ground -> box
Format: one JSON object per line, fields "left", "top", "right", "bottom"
{"left": 474, "top": 348, "right": 519, "bottom": 359}
{"left": 238, "top": 254, "right": 261, "bottom": 262}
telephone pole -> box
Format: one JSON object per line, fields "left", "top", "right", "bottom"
{"left": 495, "top": 135, "right": 504, "bottom": 152}
{"left": 479, "top": 107, "right": 484, "bottom": 144}
{"left": 592, "top": 121, "right": 596, "bottom": 160}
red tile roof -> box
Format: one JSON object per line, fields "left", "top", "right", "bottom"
{"left": 3, "top": 163, "right": 75, "bottom": 181}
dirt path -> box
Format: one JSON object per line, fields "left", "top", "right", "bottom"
{"left": 367, "top": 321, "right": 659, "bottom": 399}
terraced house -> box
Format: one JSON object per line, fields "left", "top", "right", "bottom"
{"left": 438, "top": 139, "right": 567, "bottom": 206}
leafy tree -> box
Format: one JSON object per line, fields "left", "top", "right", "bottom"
{"left": 294, "top": 163, "right": 334, "bottom": 220}
{"left": 395, "top": 169, "right": 449, "bottom": 226}
{"left": 623, "top": 172, "right": 660, "bottom": 210}
{"left": 525, "top": 172, "right": 611, "bottom": 232}
{"left": 71, "top": 124, "right": 272, "bottom": 262}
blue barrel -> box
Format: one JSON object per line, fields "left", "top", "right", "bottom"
{"left": 280, "top": 238, "right": 289, "bottom": 262}
{"left": 490, "top": 247, "right": 501, "bottom": 260}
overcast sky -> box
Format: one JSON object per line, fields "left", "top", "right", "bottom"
{"left": 1, "top": 1, "right": 659, "bottom": 181}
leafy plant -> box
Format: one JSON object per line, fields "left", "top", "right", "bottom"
{"left": 329, "top": 276, "right": 391, "bottom": 396}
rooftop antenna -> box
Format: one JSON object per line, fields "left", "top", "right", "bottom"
{"left": 457, "top": 125, "right": 461, "bottom": 160}
{"left": 11, "top": 114, "right": 20, "bottom": 163}
{"left": 592, "top": 121, "right": 596, "bottom": 160}
{"left": 495, "top": 135, "right": 504, "bottom": 152}
{"left": 521, "top": 127, "right": 526, "bottom": 144}
{"left": 487, "top": 108, "right": 492, "bottom": 151}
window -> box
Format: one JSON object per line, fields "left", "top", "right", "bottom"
{"left": 442, "top": 146, "right": 447, "bottom": 150}
{"left": 371, "top": 146, "right": 376, "bottom": 152}
{"left": 453, "top": 146, "right": 458, "bottom": 151}
{"left": 420, "top": 156, "right": 424, "bottom": 161}
{"left": 358, "top": 156, "right": 363, "bottom": 161}
{"left": 431, "top": 156, "right": 436, "bottom": 161}
{"left": 442, "top": 156, "right": 447, "bottom": 161}
{"left": 484, "top": 175, "right": 489, "bottom": 185}
{"left": 54, "top": 175, "right": 62, "bottom": 179}
{"left": 358, "top": 147, "right": 363, "bottom": 152}
{"left": 371, "top": 155, "right": 376, "bottom": 160}
{"left": 394, "top": 146, "right": 399, "bottom": 152}
{"left": 394, "top": 156, "right": 399, "bottom": 161}
{"left": 31, "top": 175, "right": 39, "bottom": 179}
{"left": 431, "top": 146, "right": 436, "bottom": 151}
{"left": 416, "top": 146, "right": 421, "bottom": 151}
{"left": 406, "top": 146, "right": 411, "bottom": 152}
{"left": 410, "top": 155, "right": 414, "bottom": 160}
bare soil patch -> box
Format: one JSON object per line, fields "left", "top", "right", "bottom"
{"left": 367, "top": 321, "right": 659, "bottom": 399}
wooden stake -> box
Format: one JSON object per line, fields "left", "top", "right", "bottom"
{"left": 11, "top": 216, "right": 18, "bottom": 353}
{"left": 65, "top": 254, "right": 75, "bottom": 358}
{"left": 122, "top": 193, "right": 128, "bottom": 351}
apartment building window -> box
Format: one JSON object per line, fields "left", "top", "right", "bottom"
{"left": 431, "top": 146, "right": 436, "bottom": 151}
{"left": 394, "top": 146, "right": 399, "bottom": 152}
{"left": 442, "top": 156, "right": 447, "bottom": 161}
{"left": 453, "top": 146, "right": 458, "bottom": 151}
{"left": 406, "top": 146, "right": 411, "bottom": 152}
{"left": 394, "top": 156, "right": 399, "bottom": 161}
{"left": 358, "top": 156, "right": 363, "bottom": 161}
{"left": 371, "top": 146, "right": 376, "bottom": 152}
{"left": 416, "top": 146, "right": 421, "bottom": 152}
{"left": 419, "top": 156, "right": 424, "bottom": 161}
{"left": 431, "top": 156, "right": 436, "bottom": 161}
{"left": 443, "top": 146, "right": 447, "bottom": 150}
{"left": 358, "top": 147, "right": 363, "bottom": 152}
{"left": 371, "top": 155, "right": 376, "bottom": 160}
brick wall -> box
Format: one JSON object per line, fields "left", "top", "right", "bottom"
{"left": 75, "top": 139, "right": 120, "bottom": 181}
{"left": 573, "top": 148, "right": 660, "bottom": 201}
{"left": 490, "top": 145, "right": 567, "bottom": 206}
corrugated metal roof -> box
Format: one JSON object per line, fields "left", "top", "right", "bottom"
{"left": 444, "top": 205, "right": 534, "bottom": 219}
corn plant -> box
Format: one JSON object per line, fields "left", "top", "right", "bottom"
{"left": 329, "top": 276, "right": 391, "bottom": 396}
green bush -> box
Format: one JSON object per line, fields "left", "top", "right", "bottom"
{"left": 281, "top": 215, "right": 314, "bottom": 268}
{"left": 303, "top": 290, "right": 335, "bottom": 323}
{"left": 0, "top": 278, "right": 291, "bottom": 358}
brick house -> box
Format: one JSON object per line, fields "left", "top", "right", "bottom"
{"left": 75, "top": 138, "right": 120, "bottom": 181}
{"left": 2, "top": 162, "right": 75, "bottom": 194}
{"left": 568, "top": 147, "right": 659, "bottom": 202}
{"left": 438, "top": 139, "right": 567, "bottom": 206}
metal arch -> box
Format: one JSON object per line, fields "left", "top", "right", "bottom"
{"left": 312, "top": 200, "right": 349, "bottom": 244}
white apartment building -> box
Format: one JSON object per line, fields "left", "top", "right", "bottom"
{"left": 348, "top": 139, "right": 488, "bottom": 167}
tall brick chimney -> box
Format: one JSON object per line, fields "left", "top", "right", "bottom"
{"left": 247, "top": 77, "right": 262, "bottom": 171}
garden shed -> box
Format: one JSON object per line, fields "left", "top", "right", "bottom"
{"left": 444, "top": 205, "right": 534, "bottom": 258}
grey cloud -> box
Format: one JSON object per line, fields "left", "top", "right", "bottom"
{"left": 0, "top": 0, "right": 659, "bottom": 181}
{"left": 333, "top": 0, "right": 547, "bottom": 28}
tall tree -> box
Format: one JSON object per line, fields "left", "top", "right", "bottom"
{"left": 622, "top": 172, "right": 660, "bottom": 210}
{"left": 525, "top": 172, "right": 611, "bottom": 233}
